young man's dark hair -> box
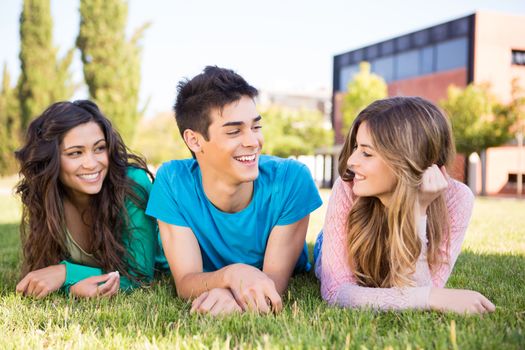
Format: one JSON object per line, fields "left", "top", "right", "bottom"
{"left": 174, "top": 66, "right": 258, "bottom": 141}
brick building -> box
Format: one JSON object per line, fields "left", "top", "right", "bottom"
{"left": 330, "top": 11, "right": 525, "bottom": 195}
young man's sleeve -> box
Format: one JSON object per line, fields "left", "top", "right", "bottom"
{"left": 145, "top": 163, "right": 189, "bottom": 227}
{"left": 276, "top": 161, "right": 322, "bottom": 226}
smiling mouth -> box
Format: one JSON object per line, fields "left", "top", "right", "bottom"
{"left": 78, "top": 171, "right": 102, "bottom": 181}
{"left": 353, "top": 173, "right": 365, "bottom": 181}
{"left": 234, "top": 154, "right": 257, "bottom": 163}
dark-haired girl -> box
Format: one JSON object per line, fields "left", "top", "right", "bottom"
{"left": 15, "top": 100, "right": 165, "bottom": 298}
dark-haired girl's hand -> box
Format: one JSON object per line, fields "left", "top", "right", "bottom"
{"left": 16, "top": 264, "right": 66, "bottom": 298}
{"left": 70, "top": 271, "right": 120, "bottom": 298}
{"left": 417, "top": 165, "right": 449, "bottom": 217}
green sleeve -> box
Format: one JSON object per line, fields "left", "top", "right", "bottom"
{"left": 120, "top": 167, "right": 158, "bottom": 291}
{"left": 60, "top": 167, "right": 158, "bottom": 293}
{"left": 60, "top": 260, "right": 103, "bottom": 293}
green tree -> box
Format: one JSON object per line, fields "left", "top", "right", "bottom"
{"left": 77, "top": 0, "right": 149, "bottom": 144}
{"left": 261, "top": 106, "right": 333, "bottom": 158}
{"left": 441, "top": 83, "right": 516, "bottom": 191}
{"left": 0, "top": 64, "right": 21, "bottom": 175}
{"left": 342, "top": 61, "right": 387, "bottom": 134}
{"left": 18, "top": 0, "right": 74, "bottom": 130}
{"left": 132, "top": 112, "right": 190, "bottom": 166}
{"left": 441, "top": 84, "right": 516, "bottom": 157}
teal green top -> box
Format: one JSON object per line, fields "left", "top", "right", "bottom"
{"left": 60, "top": 167, "right": 166, "bottom": 293}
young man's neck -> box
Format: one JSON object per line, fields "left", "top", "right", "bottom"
{"left": 201, "top": 174, "right": 254, "bottom": 213}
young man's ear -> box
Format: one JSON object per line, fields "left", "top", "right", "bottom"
{"left": 183, "top": 129, "right": 203, "bottom": 154}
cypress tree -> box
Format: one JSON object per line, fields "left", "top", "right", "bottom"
{"left": 77, "top": 0, "right": 148, "bottom": 143}
{"left": 18, "top": 0, "right": 74, "bottom": 130}
{"left": 0, "top": 64, "right": 21, "bottom": 175}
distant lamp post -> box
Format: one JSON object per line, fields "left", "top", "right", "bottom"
{"left": 517, "top": 130, "right": 523, "bottom": 196}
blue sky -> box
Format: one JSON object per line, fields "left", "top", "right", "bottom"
{"left": 1, "top": 0, "right": 525, "bottom": 117}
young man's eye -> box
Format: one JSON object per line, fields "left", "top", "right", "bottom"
{"left": 253, "top": 125, "right": 262, "bottom": 131}
{"left": 226, "top": 129, "right": 240, "bottom": 135}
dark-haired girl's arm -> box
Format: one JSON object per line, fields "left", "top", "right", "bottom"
{"left": 61, "top": 167, "right": 160, "bottom": 294}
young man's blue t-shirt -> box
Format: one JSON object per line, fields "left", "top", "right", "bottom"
{"left": 146, "top": 155, "right": 322, "bottom": 273}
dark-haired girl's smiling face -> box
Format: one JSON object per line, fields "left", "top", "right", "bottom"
{"left": 59, "top": 122, "right": 109, "bottom": 201}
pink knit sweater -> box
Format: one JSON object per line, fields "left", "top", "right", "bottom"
{"left": 315, "top": 177, "right": 474, "bottom": 310}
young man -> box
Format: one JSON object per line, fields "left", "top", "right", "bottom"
{"left": 146, "top": 66, "right": 322, "bottom": 315}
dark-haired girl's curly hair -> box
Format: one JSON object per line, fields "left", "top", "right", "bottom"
{"left": 15, "top": 100, "right": 153, "bottom": 284}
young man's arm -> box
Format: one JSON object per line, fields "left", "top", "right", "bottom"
{"left": 262, "top": 215, "right": 310, "bottom": 294}
{"left": 159, "top": 220, "right": 282, "bottom": 313}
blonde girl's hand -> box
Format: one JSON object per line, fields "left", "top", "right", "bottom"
{"left": 69, "top": 271, "right": 120, "bottom": 298}
{"left": 417, "top": 164, "right": 449, "bottom": 216}
{"left": 429, "top": 288, "right": 496, "bottom": 314}
{"left": 16, "top": 264, "right": 66, "bottom": 299}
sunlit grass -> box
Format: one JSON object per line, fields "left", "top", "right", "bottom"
{"left": 1, "top": 181, "right": 524, "bottom": 349}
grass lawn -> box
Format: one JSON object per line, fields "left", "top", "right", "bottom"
{"left": 0, "top": 184, "right": 524, "bottom": 349}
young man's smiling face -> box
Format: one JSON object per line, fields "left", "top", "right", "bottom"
{"left": 196, "top": 95, "right": 264, "bottom": 185}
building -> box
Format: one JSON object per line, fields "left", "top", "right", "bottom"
{"left": 330, "top": 11, "right": 525, "bottom": 195}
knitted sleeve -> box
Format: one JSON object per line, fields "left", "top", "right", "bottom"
{"left": 431, "top": 179, "right": 474, "bottom": 288}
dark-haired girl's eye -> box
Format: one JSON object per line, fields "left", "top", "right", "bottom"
{"left": 95, "top": 145, "right": 107, "bottom": 153}
{"left": 66, "top": 151, "right": 81, "bottom": 157}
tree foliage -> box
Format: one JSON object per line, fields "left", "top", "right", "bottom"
{"left": 77, "top": 0, "right": 149, "bottom": 144}
{"left": 342, "top": 61, "right": 387, "bottom": 134}
{"left": 132, "top": 112, "right": 190, "bottom": 166}
{"left": 261, "top": 107, "right": 333, "bottom": 158}
{"left": 18, "top": 0, "right": 74, "bottom": 130}
{"left": 0, "top": 64, "right": 21, "bottom": 175}
{"left": 441, "top": 84, "right": 516, "bottom": 156}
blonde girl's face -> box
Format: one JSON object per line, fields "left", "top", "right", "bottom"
{"left": 346, "top": 122, "right": 397, "bottom": 206}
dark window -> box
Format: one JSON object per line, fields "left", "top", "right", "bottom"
{"left": 420, "top": 46, "right": 434, "bottom": 74}
{"left": 366, "top": 45, "right": 379, "bottom": 60}
{"left": 451, "top": 18, "right": 470, "bottom": 36}
{"left": 431, "top": 24, "right": 448, "bottom": 41}
{"left": 339, "top": 64, "right": 360, "bottom": 91}
{"left": 413, "top": 30, "right": 430, "bottom": 47}
{"left": 372, "top": 56, "right": 394, "bottom": 82}
{"left": 380, "top": 40, "right": 394, "bottom": 55}
{"left": 436, "top": 37, "right": 468, "bottom": 71}
{"left": 353, "top": 49, "right": 363, "bottom": 62}
{"left": 396, "top": 36, "right": 411, "bottom": 51}
{"left": 512, "top": 50, "right": 525, "bottom": 65}
{"left": 396, "top": 50, "right": 419, "bottom": 80}
{"left": 337, "top": 53, "right": 351, "bottom": 67}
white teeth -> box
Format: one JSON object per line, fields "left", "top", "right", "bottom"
{"left": 235, "top": 155, "right": 256, "bottom": 162}
{"left": 354, "top": 174, "right": 364, "bottom": 180}
{"left": 79, "top": 172, "right": 99, "bottom": 180}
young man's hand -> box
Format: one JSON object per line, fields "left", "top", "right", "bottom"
{"left": 16, "top": 264, "right": 66, "bottom": 298}
{"left": 224, "top": 263, "right": 283, "bottom": 313}
{"left": 417, "top": 164, "right": 449, "bottom": 216}
{"left": 190, "top": 288, "right": 242, "bottom": 316}
{"left": 69, "top": 271, "right": 120, "bottom": 298}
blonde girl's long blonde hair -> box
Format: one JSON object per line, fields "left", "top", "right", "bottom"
{"left": 338, "top": 97, "right": 456, "bottom": 288}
